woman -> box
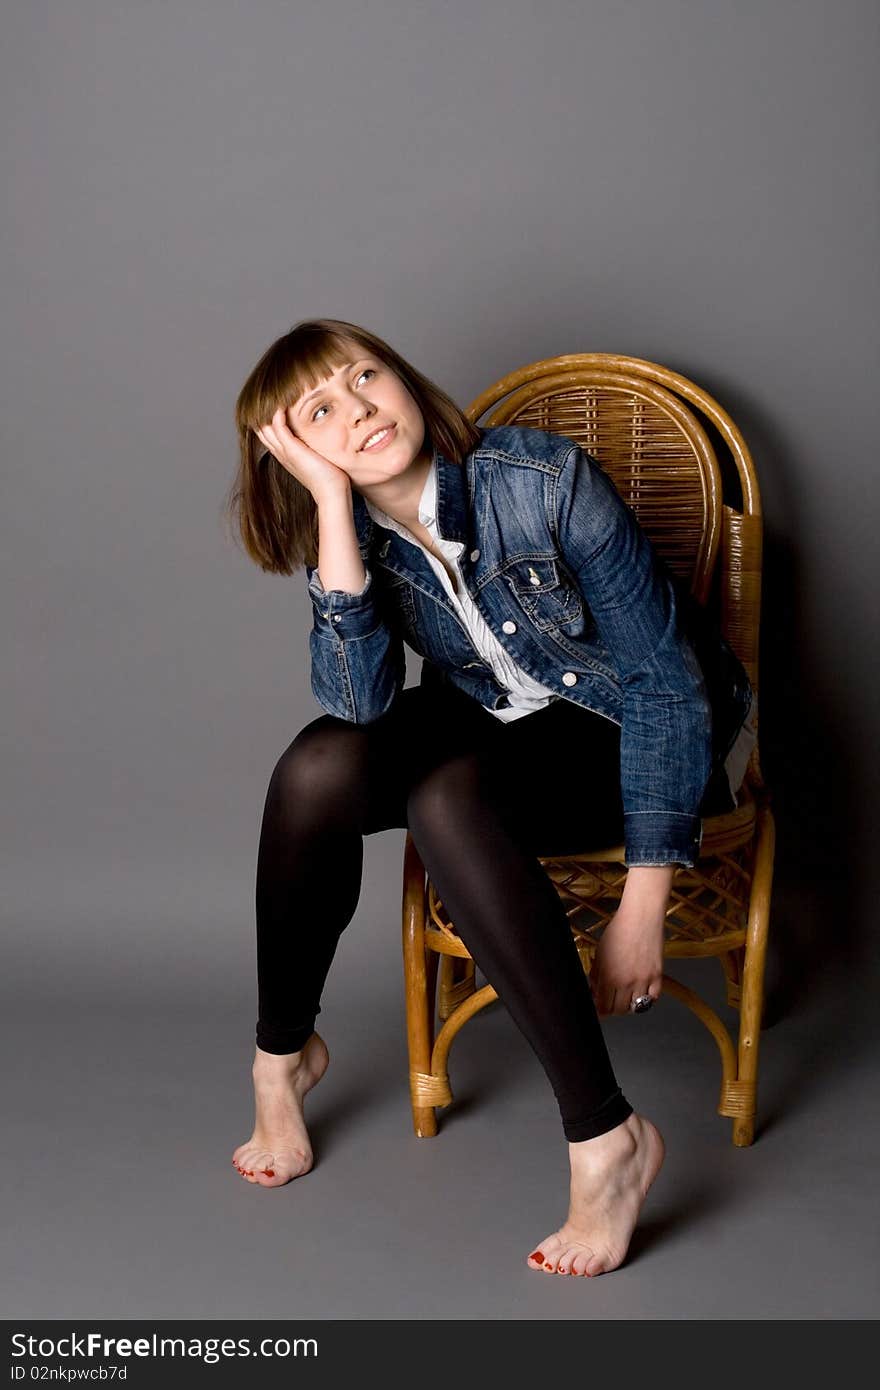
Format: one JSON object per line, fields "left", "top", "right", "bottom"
{"left": 226, "top": 318, "right": 756, "bottom": 1279}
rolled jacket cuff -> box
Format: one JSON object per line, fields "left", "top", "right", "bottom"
{"left": 623, "top": 811, "right": 703, "bottom": 868}
{"left": 306, "top": 565, "right": 380, "bottom": 639}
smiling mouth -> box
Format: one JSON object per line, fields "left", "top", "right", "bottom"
{"left": 360, "top": 424, "right": 396, "bottom": 451}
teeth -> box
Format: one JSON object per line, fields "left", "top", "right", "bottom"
{"left": 363, "top": 427, "right": 390, "bottom": 449}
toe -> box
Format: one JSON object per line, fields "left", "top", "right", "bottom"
{"left": 527, "top": 1232, "right": 565, "bottom": 1273}
{"left": 253, "top": 1154, "right": 279, "bottom": 1185}
{"left": 569, "top": 1247, "right": 594, "bottom": 1277}
{"left": 234, "top": 1149, "right": 258, "bottom": 1181}
{"left": 544, "top": 1235, "right": 565, "bottom": 1272}
{"left": 258, "top": 1169, "right": 288, "bottom": 1188}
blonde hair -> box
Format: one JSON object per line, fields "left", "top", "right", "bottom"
{"left": 226, "top": 318, "right": 482, "bottom": 574}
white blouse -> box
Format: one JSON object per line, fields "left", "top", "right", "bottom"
{"left": 364, "top": 457, "right": 558, "bottom": 723}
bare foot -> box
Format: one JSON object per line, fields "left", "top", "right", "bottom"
{"left": 232, "top": 1032, "right": 330, "bottom": 1188}
{"left": 526, "top": 1112, "right": 665, "bottom": 1277}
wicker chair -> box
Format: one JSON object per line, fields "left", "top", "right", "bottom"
{"left": 401, "top": 353, "right": 775, "bottom": 1147}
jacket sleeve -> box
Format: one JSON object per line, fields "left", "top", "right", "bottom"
{"left": 305, "top": 563, "right": 406, "bottom": 723}
{"left": 554, "top": 444, "right": 712, "bottom": 867}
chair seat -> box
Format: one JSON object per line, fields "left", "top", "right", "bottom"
{"left": 426, "top": 783, "right": 761, "bottom": 966}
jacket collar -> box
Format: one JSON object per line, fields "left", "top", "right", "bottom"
{"left": 351, "top": 440, "right": 471, "bottom": 551}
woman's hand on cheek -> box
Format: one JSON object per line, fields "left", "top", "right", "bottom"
{"left": 588, "top": 867, "right": 672, "bottom": 1016}
{"left": 255, "top": 408, "right": 351, "bottom": 502}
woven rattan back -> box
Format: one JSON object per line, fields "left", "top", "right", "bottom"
{"left": 466, "top": 354, "right": 763, "bottom": 704}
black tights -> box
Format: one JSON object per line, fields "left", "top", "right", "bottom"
{"left": 253, "top": 677, "right": 639, "bottom": 1142}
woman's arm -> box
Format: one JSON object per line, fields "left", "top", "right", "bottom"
{"left": 258, "top": 410, "right": 405, "bottom": 723}
{"left": 553, "top": 444, "right": 703, "bottom": 1013}
{"left": 305, "top": 496, "right": 406, "bottom": 723}
{"left": 554, "top": 443, "right": 712, "bottom": 869}
{"left": 314, "top": 485, "right": 368, "bottom": 595}
{"left": 589, "top": 865, "right": 673, "bottom": 1016}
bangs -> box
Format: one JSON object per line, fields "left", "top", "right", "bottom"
{"left": 238, "top": 328, "right": 365, "bottom": 432}
{"left": 287, "top": 334, "right": 360, "bottom": 400}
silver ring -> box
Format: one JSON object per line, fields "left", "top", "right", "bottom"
{"left": 631, "top": 994, "right": 654, "bottom": 1014}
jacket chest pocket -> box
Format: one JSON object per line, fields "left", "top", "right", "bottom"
{"left": 504, "top": 557, "right": 585, "bottom": 634}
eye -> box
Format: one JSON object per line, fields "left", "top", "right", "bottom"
{"left": 310, "top": 367, "right": 377, "bottom": 421}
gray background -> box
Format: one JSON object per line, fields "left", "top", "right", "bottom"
{"left": 3, "top": 0, "right": 878, "bottom": 1321}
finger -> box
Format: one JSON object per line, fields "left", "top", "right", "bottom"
{"left": 281, "top": 417, "right": 310, "bottom": 453}
{"left": 274, "top": 421, "right": 311, "bottom": 464}
{"left": 625, "top": 985, "right": 657, "bottom": 1015}
{"left": 272, "top": 406, "right": 299, "bottom": 444}
{"left": 588, "top": 967, "right": 603, "bottom": 1014}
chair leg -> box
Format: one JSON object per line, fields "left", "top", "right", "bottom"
{"left": 425, "top": 949, "right": 440, "bottom": 1041}
{"left": 731, "top": 805, "right": 776, "bottom": 1146}
{"left": 401, "top": 833, "right": 439, "bottom": 1137}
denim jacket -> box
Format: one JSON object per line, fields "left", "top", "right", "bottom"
{"left": 305, "top": 425, "right": 754, "bottom": 868}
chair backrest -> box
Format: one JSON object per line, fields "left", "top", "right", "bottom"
{"left": 466, "top": 354, "right": 764, "bottom": 780}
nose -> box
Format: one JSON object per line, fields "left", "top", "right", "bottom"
{"left": 348, "top": 386, "right": 375, "bottom": 426}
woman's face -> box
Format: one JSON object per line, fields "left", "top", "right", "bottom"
{"left": 289, "top": 344, "right": 429, "bottom": 488}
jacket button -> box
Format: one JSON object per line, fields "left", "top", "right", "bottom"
{"left": 562, "top": 671, "right": 577, "bottom": 686}
{"left": 529, "top": 574, "right": 541, "bottom": 586}
{"left": 469, "top": 548, "right": 480, "bottom": 562}
{"left": 502, "top": 620, "right": 517, "bottom": 634}
{"left": 332, "top": 615, "right": 342, "bottom": 623}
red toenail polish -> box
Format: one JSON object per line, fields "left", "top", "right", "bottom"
{"left": 262, "top": 1168, "right": 275, "bottom": 1176}
{"left": 529, "top": 1251, "right": 544, "bottom": 1263}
